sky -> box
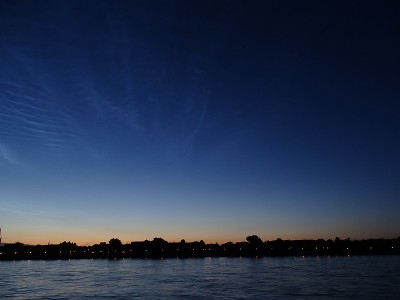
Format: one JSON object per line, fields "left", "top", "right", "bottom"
{"left": 0, "top": 0, "right": 399, "bottom": 245}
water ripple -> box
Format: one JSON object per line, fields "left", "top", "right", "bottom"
{"left": 0, "top": 256, "right": 399, "bottom": 299}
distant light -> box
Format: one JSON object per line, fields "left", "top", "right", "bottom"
{"left": 29, "top": 251, "right": 32, "bottom": 254}
{"left": 346, "top": 248, "right": 348, "bottom": 250}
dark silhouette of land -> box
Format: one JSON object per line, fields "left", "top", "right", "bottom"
{"left": 1, "top": 235, "right": 399, "bottom": 260}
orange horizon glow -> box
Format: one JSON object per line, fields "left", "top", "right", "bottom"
{"left": 3, "top": 231, "right": 399, "bottom": 247}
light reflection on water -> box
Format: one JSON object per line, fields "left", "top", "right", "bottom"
{"left": 1, "top": 256, "right": 399, "bottom": 299}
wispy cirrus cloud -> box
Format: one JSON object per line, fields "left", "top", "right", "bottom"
{"left": 0, "top": 140, "right": 24, "bottom": 167}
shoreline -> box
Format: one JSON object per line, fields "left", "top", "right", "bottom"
{"left": 1, "top": 236, "right": 399, "bottom": 260}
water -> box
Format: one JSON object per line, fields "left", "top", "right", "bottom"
{"left": 1, "top": 256, "right": 399, "bottom": 299}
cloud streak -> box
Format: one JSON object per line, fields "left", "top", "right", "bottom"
{"left": 0, "top": 140, "right": 24, "bottom": 167}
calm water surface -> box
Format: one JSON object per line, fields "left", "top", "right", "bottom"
{"left": 1, "top": 256, "right": 399, "bottom": 299}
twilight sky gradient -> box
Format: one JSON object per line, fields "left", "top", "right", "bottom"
{"left": 1, "top": 0, "right": 399, "bottom": 245}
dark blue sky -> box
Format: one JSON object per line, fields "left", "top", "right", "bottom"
{"left": 1, "top": 0, "right": 399, "bottom": 244}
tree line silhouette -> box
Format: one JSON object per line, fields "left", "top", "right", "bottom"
{"left": 1, "top": 235, "right": 399, "bottom": 260}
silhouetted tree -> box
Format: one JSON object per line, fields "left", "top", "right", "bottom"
{"left": 109, "top": 238, "right": 122, "bottom": 250}
{"left": 152, "top": 237, "right": 167, "bottom": 245}
{"left": 152, "top": 237, "right": 168, "bottom": 251}
{"left": 59, "top": 241, "right": 77, "bottom": 252}
{"left": 246, "top": 235, "right": 263, "bottom": 246}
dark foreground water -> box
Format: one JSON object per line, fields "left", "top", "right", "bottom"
{"left": 1, "top": 256, "right": 399, "bottom": 299}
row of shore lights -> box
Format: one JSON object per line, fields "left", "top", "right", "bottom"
{"left": 1, "top": 248, "right": 221, "bottom": 255}
{"left": 1, "top": 246, "right": 397, "bottom": 256}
